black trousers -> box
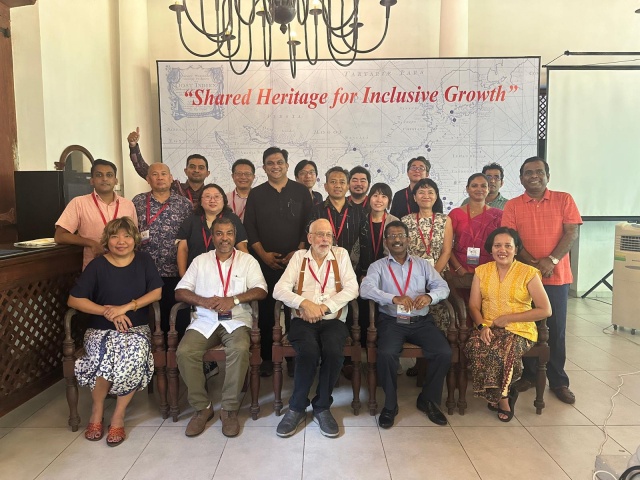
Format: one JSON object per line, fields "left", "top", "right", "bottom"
{"left": 160, "top": 276, "right": 189, "bottom": 339}
{"left": 257, "top": 265, "right": 285, "bottom": 362}
{"left": 376, "top": 312, "right": 452, "bottom": 410}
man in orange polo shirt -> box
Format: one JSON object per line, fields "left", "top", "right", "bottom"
{"left": 55, "top": 159, "right": 138, "bottom": 270}
{"left": 502, "top": 157, "right": 582, "bottom": 404}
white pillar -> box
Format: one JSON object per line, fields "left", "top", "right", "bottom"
{"left": 118, "top": 0, "right": 153, "bottom": 198}
{"left": 439, "top": 0, "right": 468, "bottom": 57}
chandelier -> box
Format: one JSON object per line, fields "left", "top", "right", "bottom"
{"left": 169, "top": 0, "right": 398, "bottom": 78}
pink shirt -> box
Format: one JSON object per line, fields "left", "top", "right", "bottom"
{"left": 56, "top": 191, "right": 138, "bottom": 269}
{"left": 226, "top": 189, "right": 248, "bottom": 222}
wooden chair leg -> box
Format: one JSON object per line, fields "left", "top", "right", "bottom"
{"left": 273, "top": 359, "right": 284, "bottom": 416}
{"left": 250, "top": 361, "right": 260, "bottom": 420}
{"left": 446, "top": 363, "right": 457, "bottom": 415}
{"left": 457, "top": 351, "right": 468, "bottom": 415}
{"left": 66, "top": 374, "right": 80, "bottom": 432}
{"left": 534, "top": 358, "right": 547, "bottom": 415}
{"left": 155, "top": 365, "right": 169, "bottom": 419}
{"left": 351, "top": 354, "right": 361, "bottom": 415}
{"left": 368, "top": 361, "right": 377, "bottom": 416}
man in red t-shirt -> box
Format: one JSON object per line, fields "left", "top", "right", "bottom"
{"left": 502, "top": 157, "right": 582, "bottom": 404}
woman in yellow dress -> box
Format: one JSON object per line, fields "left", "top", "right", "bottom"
{"left": 464, "top": 227, "right": 551, "bottom": 422}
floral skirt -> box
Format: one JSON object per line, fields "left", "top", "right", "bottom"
{"left": 75, "top": 325, "right": 154, "bottom": 396}
{"left": 463, "top": 328, "right": 533, "bottom": 405}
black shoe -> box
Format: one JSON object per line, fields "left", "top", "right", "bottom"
{"left": 406, "top": 365, "right": 419, "bottom": 377}
{"left": 276, "top": 409, "right": 306, "bottom": 438}
{"left": 417, "top": 397, "right": 447, "bottom": 426}
{"left": 498, "top": 386, "right": 519, "bottom": 423}
{"left": 260, "top": 360, "right": 273, "bottom": 378}
{"left": 313, "top": 409, "right": 339, "bottom": 437}
{"left": 378, "top": 406, "right": 398, "bottom": 429}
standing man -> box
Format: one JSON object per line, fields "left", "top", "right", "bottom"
{"left": 502, "top": 156, "right": 582, "bottom": 404}
{"left": 346, "top": 166, "right": 371, "bottom": 208}
{"left": 132, "top": 163, "right": 193, "bottom": 334}
{"left": 244, "top": 147, "right": 313, "bottom": 376}
{"left": 310, "top": 166, "right": 365, "bottom": 262}
{"left": 55, "top": 159, "right": 138, "bottom": 270}
{"left": 461, "top": 162, "right": 509, "bottom": 210}
{"left": 127, "top": 127, "right": 210, "bottom": 209}
{"left": 360, "top": 221, "right": 451, "bottom": 428}
{"left": 226, "top": 159, "right": 256, "bottom": 221}
{"left": 273, "top": 219, "right": 359, "bottom": 438}
{"left": 390, "top": 156, "right": 431, "bottom": 219}
{"left": 175, "top": 217, "right": 267, "bottom": 438}
{"left": 295, "top": 159, "right": 323, "bottom": 206}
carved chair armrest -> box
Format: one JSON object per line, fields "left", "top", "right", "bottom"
{"left": 169, "top": 302, "right": 191, "bottom": 333}
{"left": 64, "top": 308, "right": 78, "bottom": 343}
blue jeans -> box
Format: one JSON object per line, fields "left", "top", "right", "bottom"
{"left": 522, "top": 284, "right": 570, "bottom": 389}
{"left": 376, "top": 313, "right": 452, "bottom": 410}
{"left": 288, "top": 318, "right": 349, "bottom": 413}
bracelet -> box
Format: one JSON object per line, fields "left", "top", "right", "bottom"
{"left": 455, "top": 265, "right": 463, "bottom": 272}
{"left": 132, "top": 299, "right": 138, "bottom": 312}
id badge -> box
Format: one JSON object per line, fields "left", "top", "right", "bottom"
{"left": 426, "top": 258, "right": 435, "bottom": 267}
{"left": 466, "top": 247, "right": 480, "bottom": 266}
{"left": 396, "top": 304, "right": 411, "bottom": 324}
{"left": 316, "top": 293, "right": 329, "bottom": 304}
{"left": 140, "top": 230, "right": 150, "bottom": 243}
{"left": 218, "top": 310, "right": 233, "bottom": 321}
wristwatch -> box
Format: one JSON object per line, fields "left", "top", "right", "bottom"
{"left": 233, "top": 296, "right": 240, "bottom": 306}
{"left": 476, "top": 323, "right": 485, "bottom": 331}
{"left": 548, "top": 255, "right": 559, "bottom": 265}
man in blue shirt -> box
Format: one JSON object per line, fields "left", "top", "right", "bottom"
{"left": 360, "top": 220, "right": 451, "bottom": 428}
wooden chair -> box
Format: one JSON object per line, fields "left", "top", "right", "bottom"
{"left": 166, "top": 301, "right": 261, "bottom": 421}
{"left": 453, "top": 285, "right": 550, "bottom": 415}
{"left": 272, "top": 299, "right": 361, "bottom": 416}
{"left": 366, "top": 298, "right": 461, "bottom": 416}
{"left": 62, "top": 302, "right": 168, "bottom": 432}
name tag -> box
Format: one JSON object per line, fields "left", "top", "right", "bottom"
{"left": 397, "top": 304, "right": 411, "bottom": 324}
{"left": 218, "top": 310, "right": 233, "bottom": 321}
{"left": 140, "top": 230, "right": 150, "bottom": 243}
{"left": 316, "top": 293, "right": 329, "bottom": 304}
{"left": 466, "top": 247, "right": 480, "bottom": 265}
{"left": 426, "top": 258, "right": 435, "bottom": 267}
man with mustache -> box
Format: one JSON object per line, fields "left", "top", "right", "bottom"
{"left": 55, "top": 159, "right": 138, "bottom": 270}
{"left": 360, "top": 220, "right": 451, "bottom": 429}
{"left": 175, "top": 217, "right": 267, "bottom": 438}
{"left": 273, "top": 219, "right": 359, "bottom": 438}
{"left": 346, "top": 166, "right": 371, "bottom": 208}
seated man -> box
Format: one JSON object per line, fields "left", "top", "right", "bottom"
{"left": 175, "top": 217, "right": 267, "bottom": 438}
{"left": 360, "top": 220, "right": 451, "bottom": 428}
{"left": 273, "top": 219, "right": 359, "bottom": 438}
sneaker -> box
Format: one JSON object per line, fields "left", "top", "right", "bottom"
{"left": 185, "top": 404, "right": 214, "bottom": 437}
{"left": 203, "top": 361, "right": 219, "bottom": 380}
{"left": 313, "top": 409, "right": 339, "bottom": 438}
{"left": 221, "top": 410, "right": 240, "bottom": 437}
{"left": 276, "top": 409, "right": 306, "bottom": 438}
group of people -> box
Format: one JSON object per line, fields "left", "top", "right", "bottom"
{"left": 56, "top": 127, "right": 582, "bottom": 445}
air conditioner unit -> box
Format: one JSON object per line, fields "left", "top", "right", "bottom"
{"left": 612, "top": 222, "right": 640, "bottom": 334}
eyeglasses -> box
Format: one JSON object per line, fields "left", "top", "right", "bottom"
{"left": 202, "top": 195, "right": 223, "bottom": 201}
{"left": 298, "top": 170, "right": 316, "bottom": 177}
{"left": 233, "top": 172, "right": 254, "bottom": 177}
{"left": 409, "top": 166, "right": 427, "bottom": 172}
{"left": 385, "top": 233, "right": 408, "bottom": 240}
{"left": 311, "top": 232, "right": 334, "bottom": 239}
{"left": 485, "top": 175, "right": 502, "bottom": 181}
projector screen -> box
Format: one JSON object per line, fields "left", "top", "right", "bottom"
{"left": 546, "top": 67, "right": 640, "bottom": 219}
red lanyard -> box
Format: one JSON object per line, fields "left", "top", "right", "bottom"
{"left": 362, "top": 195, "right": 368, "bottom": 208}
{"left": 201, "top": 216, "right": 213, "bottom": 250}
{"left": 308, "top": 260, "right": 332, "bottom": 294}
{"left": 327, "top": 207, "right": 348, "bottom": 241}
{"left": 186, "top": 189, "right": 193, "bottom": 204}
{"left": 232, "top": 190, "right": 246, "bottom": 218}
{"left": 387, "top": 258, "right": 413, "bottom": 296}
{"left": 215, "top": 250, "right": 235, "bottom": 297}
{"left": 466, "top": 204, "right": 488, "bottom": 247}
{"left": 92, "top": 193, "right": 119, "bottom": 226}
{"left": 369, "top": 212, "right": 386, "bottom": 259}
{"left": 146, "top": 193, "right": 170, "bottom": 227}
{"left": 404, "top": 188, "right": 412, "bottom": 215}
{"left": 416, "top": 213, "right": 435, "bottom": 256}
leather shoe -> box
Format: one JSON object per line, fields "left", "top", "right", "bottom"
{"left": 416, "top": 397, "right": 447, "bottom": 426}
{"left": 378, "top": 406, "right": 398, "bottom": 429}
{"left": 221, "top": 409, "right": 240, "bottom": 437}
{"left": 513, "top": 377, "right": 535, "bottom": 393}
{"left": 185, "top": 404, "right": 214, "bottom": 437}
{"left": 552, "top": 386, "right": 576, "bottom": 404}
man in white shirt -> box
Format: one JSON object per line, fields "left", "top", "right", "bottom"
{"left": 273, "top": 219, "right": 359, "bottom": 438}
{"left": 175, "top": 217, "right": 267, "bottom": 438}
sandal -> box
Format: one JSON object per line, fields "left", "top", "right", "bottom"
{"left": 487, "top": 403, "right": 498, "bottom": 412}
{"left": 497, "top": 386, "right": 519, "bottom": 423}
{"left": 84, "top": 420, "right": 104, "bottom": 441}
{"left": 106, "top": 425, "right": 126, "bottom": 447}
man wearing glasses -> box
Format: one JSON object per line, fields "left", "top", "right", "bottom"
{"left": 273, "top": 219, "right": 359, "bottom": 438}
{"left": 361, "top": 220, "right": 451, "bottom": 429}
{"left": 244, "top": 147, "right": 313, "bottom": 376}
{"left": 389, "top": 156, "right": 431, "bottom": 219}
{"left": 461, "top": 162, "right": 509, "bottom": 210}
{"left": 295, "top": 159, "right": 324, "bottom": 206}
{"left": 226, "top": 159, "right": 256, "bottom": 221}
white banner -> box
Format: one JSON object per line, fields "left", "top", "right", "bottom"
{"left": 157, "top": 57, "right": 539, "bottom": 210}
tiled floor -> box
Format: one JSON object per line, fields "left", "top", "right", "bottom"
{"left": 1, "top": 297, "right": 639, "bottom": 480}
